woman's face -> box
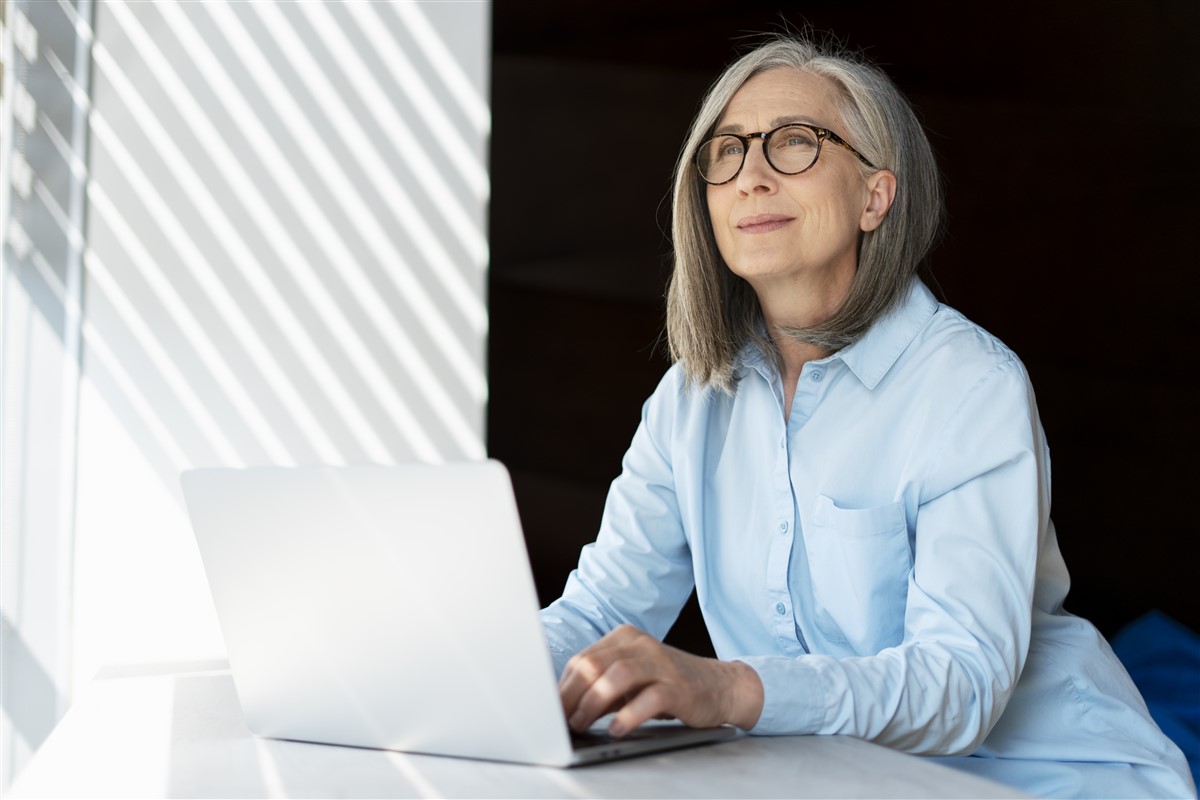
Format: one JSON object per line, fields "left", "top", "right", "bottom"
{"left": 705, "top": 68, "right": 882, "bottom": 295}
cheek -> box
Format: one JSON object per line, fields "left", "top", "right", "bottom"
{"left": 791, "top": 184, "right": 863, "bottom": 242}
{"left": 833, "top": 178, "right": 869, "bottom": 231}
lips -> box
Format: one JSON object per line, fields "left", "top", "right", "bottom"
{"left": 736, "top": 213, "right": 794, "bottom": 233}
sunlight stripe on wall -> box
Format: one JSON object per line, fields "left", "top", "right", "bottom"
{"left": 386, "top": 1, "right": 491, "bottom": 140}
{"left": 98, "top": 0, "right": 418, "bottom": 463}
{"left": 87, "top": 44, "right": 358, "bottom": 464}
{"left": 158, "top": 0, "right": 484, "bottom": 458}
{"left": 298, "top": 1, "right": 489, "bottom": 265}
{"left": 237, "top": 1, "right": 488, "bottom": 363}
{"left": 29, "top": 248, "right": 191, "bottom": 471}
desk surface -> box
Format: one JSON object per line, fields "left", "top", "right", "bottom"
{"left": 12, "top": 661, "right": 1022, "bottom": 799}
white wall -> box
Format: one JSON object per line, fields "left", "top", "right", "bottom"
{"left": 1, "top": 0, "right": 491, "bottom": 787}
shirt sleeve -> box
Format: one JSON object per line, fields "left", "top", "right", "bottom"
{"left": 742, "top": 355, "right": 1051, "bottom": 755}
{"left": 540, "top": 367, "right": 697, "bottom": 677}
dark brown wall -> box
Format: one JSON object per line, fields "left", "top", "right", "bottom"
{"left": 488, "top": 1, "right": 1200, "bottom": 652}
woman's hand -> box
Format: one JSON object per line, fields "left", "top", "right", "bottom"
{"left": 558, "top": 624, "right": 764, "bottom": 736}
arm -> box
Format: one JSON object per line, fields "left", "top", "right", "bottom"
{"left": 746, "top": 356, "right": 1051, "bottom": 755}
{"left": 540, "top": 367, "right": 697, "bottom": 676}
{"left": 545, "top": 367, "right": 767, "bottom": 734}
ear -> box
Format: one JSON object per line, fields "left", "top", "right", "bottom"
{"left": 860, "top": 170, "right": 897, "bottom": 232}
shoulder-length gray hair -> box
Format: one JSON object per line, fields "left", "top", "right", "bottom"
{"left": 666, "top": 35, "right": 944, "bottom": 392}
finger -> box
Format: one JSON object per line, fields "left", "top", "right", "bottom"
{"left": 609, "top": 683, "right": 674, "bottom": 738}
{"left": 568, "top": 657, "right": 654, "bottom": 732}
{"left": 559, "top": 627, "right": 650, "bottom": 716}
{"left": 559, "top": 626, "right": 638, "bottom": 691}
{"left": 559, "top": 649, "right": 617, "bottom": 719}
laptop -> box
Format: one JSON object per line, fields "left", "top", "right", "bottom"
{"left": 179, "top": 460, "right": 736, "bottom": 766}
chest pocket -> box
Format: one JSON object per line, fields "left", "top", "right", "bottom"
{"left": 803, "top": 494, "right": 912, "bottom": 655}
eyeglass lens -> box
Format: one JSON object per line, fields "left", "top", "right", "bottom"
{"left": 698, "top": 125, "right": 821, "bottom": 184}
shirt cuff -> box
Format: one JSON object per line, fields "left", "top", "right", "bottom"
{"left": 736, "top": 655, "right": 827, "bottom": 735}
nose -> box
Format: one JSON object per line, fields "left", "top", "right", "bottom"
{"left": 735, "top": 137, "right": 776, "bottom": 195}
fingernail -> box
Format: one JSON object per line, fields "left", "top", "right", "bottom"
{"left": 609, "top": 720, "right": 626, "bottom": 737}
{"left": 569, "top": 713, "right": 583, "bottom": 729}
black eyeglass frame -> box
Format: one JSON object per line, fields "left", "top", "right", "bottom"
{"left": 696, "top": 122, "right": 878, "bottom": 186}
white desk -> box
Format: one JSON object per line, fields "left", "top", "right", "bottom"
{"left": 11, "top": 661, "right": 1024, "bottom": 798}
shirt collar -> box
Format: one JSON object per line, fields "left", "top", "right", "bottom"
{"left": 835, "top": 278, "right": 938, "bottom": 389}
{"left": 733, "top": 278, "right": 939, "bottom": 390}
{"left": 734, "top": 324, "right": 779, "bottom": 384}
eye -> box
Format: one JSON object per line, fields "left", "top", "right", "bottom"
{"left": 773, "top": 127, "right": 818, "bottom": 150}
{"left": 718, "top": 140, "right": 744, "bottom": 158}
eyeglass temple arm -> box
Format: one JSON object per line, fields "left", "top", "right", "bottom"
{"left": 821, "top": 129, "right": 878, "bottom": 169}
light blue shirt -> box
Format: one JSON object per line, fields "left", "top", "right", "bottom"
{"left": 542, "top": 279, "right": 1195, "bottom": 799}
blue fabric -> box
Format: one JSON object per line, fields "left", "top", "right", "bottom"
{"left": 541, "top": 279, "right": 1195, "bottom": 798}
{"left": 1113, "top": 611, "right": 1200, "bottom": 787}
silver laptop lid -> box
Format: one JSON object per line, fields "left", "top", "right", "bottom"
{"left": 181, "top": 460, "right": 576, "bottom": 766}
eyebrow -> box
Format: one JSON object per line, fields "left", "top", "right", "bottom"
{"left": 713, "top": 114, "right": 823, "bottom": 136}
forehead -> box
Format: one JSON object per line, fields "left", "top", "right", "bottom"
{"left": 716, "top": 68, "right": 845, "bottom": 131}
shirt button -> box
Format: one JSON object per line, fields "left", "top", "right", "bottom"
{"left": 775, "top": 602, "right": 786, "bottom": 616}
{"left": 810, "top": 370, "right": 824, "bottom": 382}
{"left": 778, "top": 521, "right": 789, "bottom": 533}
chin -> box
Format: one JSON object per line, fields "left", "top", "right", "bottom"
{"left": 725, "top": 260, "right": 800, "bottom": 283}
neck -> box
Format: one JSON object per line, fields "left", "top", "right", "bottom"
{"left": 753, "top": 269, "right": 852, "bottom": 379}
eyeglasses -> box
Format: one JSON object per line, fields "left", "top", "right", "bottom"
{"left": 696, "top": 122, "right": 877, "bottom": 185}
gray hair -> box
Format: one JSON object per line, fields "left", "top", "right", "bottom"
{"left": 665, "top": 35, "right": 944, "bottom": 392}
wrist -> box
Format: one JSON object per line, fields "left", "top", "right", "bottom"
{"left": 723, "top": 659, "right": 764, "bottom": 730}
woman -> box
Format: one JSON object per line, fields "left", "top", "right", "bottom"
{"left": 539, "top": 34, "right": 1195, "bottom": 799}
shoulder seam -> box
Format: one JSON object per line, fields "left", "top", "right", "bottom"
{"left": 920, "top": 353, "right": 1025, "bottom": 499}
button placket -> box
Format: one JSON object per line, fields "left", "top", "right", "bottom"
{"left": 766, "top": 423, "right": 794, "bottom": 637}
